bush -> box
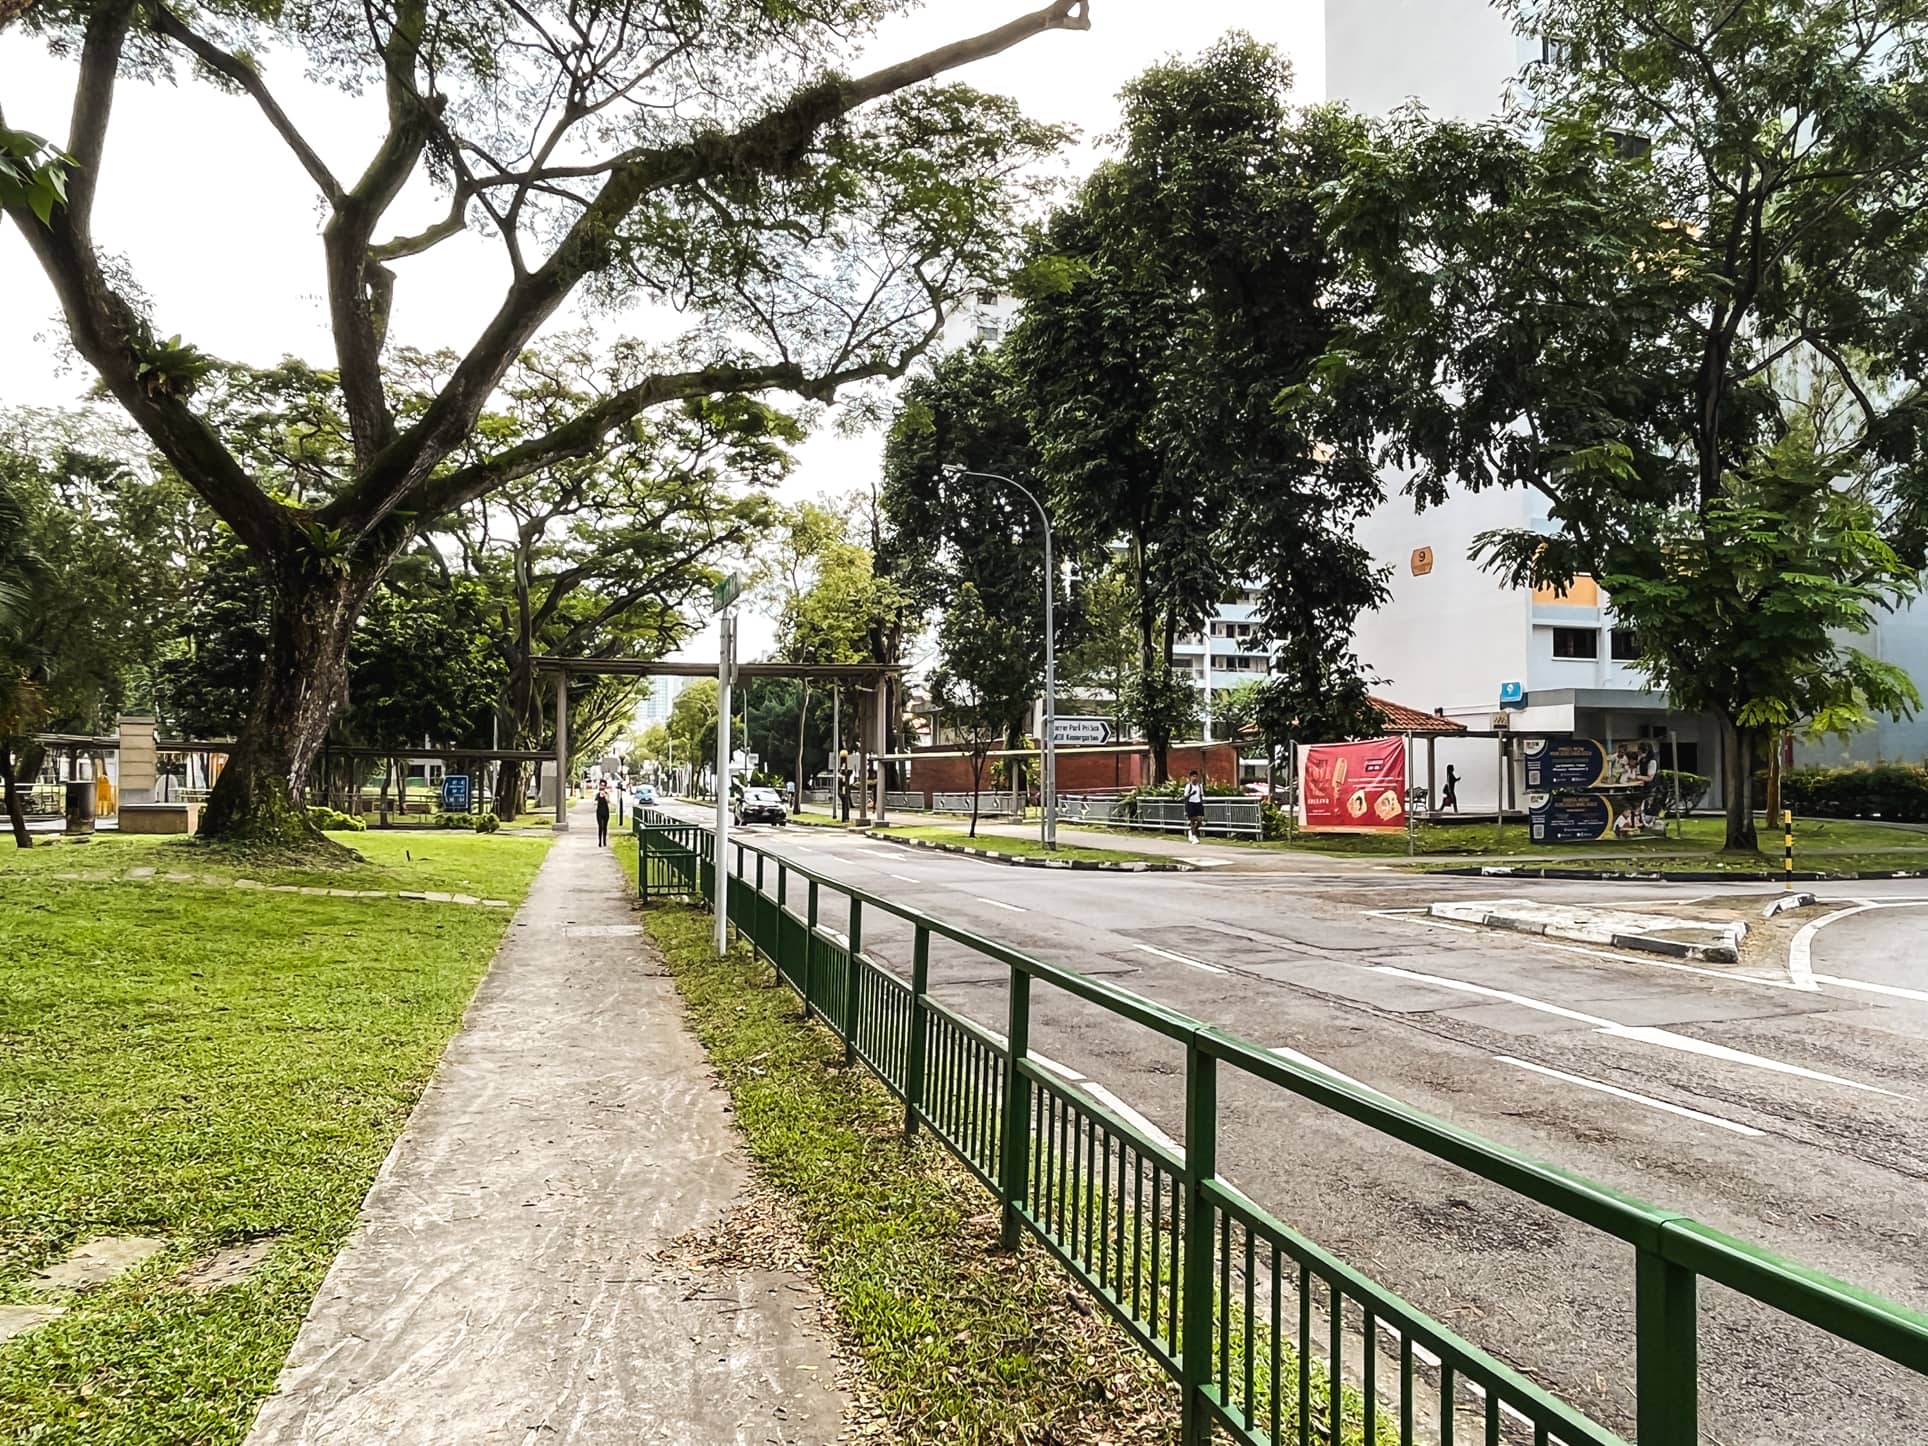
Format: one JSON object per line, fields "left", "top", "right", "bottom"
{"left": 1261, "top": 799, "right": 1293, "bottom": 841}
{"left": 305, "top": 805, "right": 366, "bottom": 833}
{"left": 471, "top": 813, "right": 499, "bottom": 834}
{"left": 1653, "top": 770, "right": 1711, "bottom": 816}
{"left": 1777, "top": 764, "right": 1928, "bottom": 822}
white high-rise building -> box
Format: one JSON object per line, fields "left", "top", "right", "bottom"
{"left": 635, "top": 673, "right": 688, "bottom": 726}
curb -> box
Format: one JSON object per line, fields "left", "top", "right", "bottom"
{"left": 1431, "top": 903, "right": 1745, "bottom": 963}
{"left": 860, "top": 831, "right": 1194, "bottom": 873}
{"left": 1435, "top": 865, "right": 1928, "bottom": 883}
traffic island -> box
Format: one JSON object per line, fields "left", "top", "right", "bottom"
{"left": 1429, "top": 898, "right": 1750, "bottom": 962}
{"left": 862, "top": 829, "right": 1195, "bottom": 872}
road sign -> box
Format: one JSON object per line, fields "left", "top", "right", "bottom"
{"left": 712, "top": 571, "right": 743, "bottom": 613}
{"left": 1498, "top": 680, "right": 1526, "bottom": 709}
{"left": 439, "top": 774, "right": 472, "bottom": 813}
{"left": 1052, "top": 716, "right": 1113, "bottom": 745}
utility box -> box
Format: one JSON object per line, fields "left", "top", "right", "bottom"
{"left": 63, "top": 779, "right": 97, "bottom": 835}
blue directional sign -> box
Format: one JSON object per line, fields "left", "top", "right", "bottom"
{"left": 440, "top": 774, "right": 472, "bottom": 813}
{"left": 1498, "top": 680, "right": 1527, "bottom": 709}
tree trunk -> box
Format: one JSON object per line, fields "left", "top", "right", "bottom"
{"left": 1764, "top": 728, "right": 1784, "bottom": 835}
{"left": 968, "top": 748, "right": 984, "bottom": 838}
{"left": 200, "top": 561, "right": 374, "bottom": 847}
{"left": 1718, "top": 711, "right": 1759, "bottom": 852}
{"left": 0, "top": 741, "right": 32, "bottom": 849}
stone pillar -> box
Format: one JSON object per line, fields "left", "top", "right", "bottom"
{"left": 118, "top": 715, "right": 158, "bottom": 805}
{"left": 554, "top": 672, "right": 570, "bottom": 830}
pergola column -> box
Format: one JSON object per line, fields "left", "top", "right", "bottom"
{"left": 554, "top": 670, "right": 570, "bottom": 831}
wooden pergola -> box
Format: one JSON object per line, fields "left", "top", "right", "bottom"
{"left": 534, "top": 656, "right": 905, "bottom": 829}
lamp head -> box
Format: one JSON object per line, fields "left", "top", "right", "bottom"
{"left": 940, "top": 462, "right": 966, "bottom": 481}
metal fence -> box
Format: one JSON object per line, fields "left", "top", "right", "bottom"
{"left": 885, "top": 790, "right": 928, "bottom": 812}
{"left": 1060, "top": 792, "right": 1265, "bottom": 838}
{"left": 634, "top": 810, "right": 1928, "bottom": 1446}
{"left": 929, "top": 791, "right": 1023, "bottom": 819}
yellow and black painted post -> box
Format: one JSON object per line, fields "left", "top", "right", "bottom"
{"left": 1783, "top": 809, "right": 1794, "bottom": 891}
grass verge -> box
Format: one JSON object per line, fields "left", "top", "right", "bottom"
{"left": 639, "top": 903, "right": 1180, "bottom": 1443}
{"left": 0, "top": 831, "right": 552, "bottom": 1443}
{"left": 876, "top": 825, "right": 1183, "bottom": 867}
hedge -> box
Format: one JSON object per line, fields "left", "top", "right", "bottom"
{"left": 1771, "top": 764, "right": 1928, "bottom": 823}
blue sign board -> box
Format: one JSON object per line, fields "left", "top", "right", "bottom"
{"left": 1498, "top": 680, "right": 1526, "bottom": 709}
{"left": 440, "top": 774, "right": 472, "bottom": 813}
{"left": 1522, "top": 737, "right": 1612, "bottom": 790}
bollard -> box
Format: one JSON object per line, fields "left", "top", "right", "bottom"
{"left": 1783, "top": 809, "right": 1794, "bottom": 891}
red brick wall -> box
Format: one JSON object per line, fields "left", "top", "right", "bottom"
{"left": 902, "top": 744, "right": 1239, "bottom": 800}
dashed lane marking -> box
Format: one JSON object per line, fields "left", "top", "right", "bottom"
{"left": 1493, "top": 1056, "right": 1765, "bottom": 1137}
{"left": 1131, "top": 942, "right": 1229, "bottom": 975}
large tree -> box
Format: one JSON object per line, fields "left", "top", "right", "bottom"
{"left": 1, "top": 0, "right": 1086, "bottom": 844}
{"left": 928, "top": 582, "right": 1033, "bottom": 836}
{"left": 1007, "top": 35, "right": 1386, "bottom": 780}
{"left": 435, "top": 340, "right": 790, "bottom": 815}
{"left": 1293, "top": 0, "right": 1928, "bottom": 850}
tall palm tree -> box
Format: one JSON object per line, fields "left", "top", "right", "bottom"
{"left": 0, "top": 471, "right": 51, "bottom": 846}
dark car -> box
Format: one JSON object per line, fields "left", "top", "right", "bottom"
{"left": 735, "top": 785, "right": 787, "bottom": 827}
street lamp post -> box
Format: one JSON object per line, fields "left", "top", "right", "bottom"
{"left": 942, "top": 466, "right": 1057, "bottom": 850}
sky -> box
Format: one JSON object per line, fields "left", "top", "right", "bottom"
{"left": 0, "top": 2, "right": 1326, "bottom": 668}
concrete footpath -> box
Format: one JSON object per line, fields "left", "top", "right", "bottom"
{"left": 246, "top": 805, "right": 847, "bottom": 1445}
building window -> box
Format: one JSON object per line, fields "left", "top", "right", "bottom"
{"left": 977, "top": 288, "right": 999, "bottom": 306}
{"left": 1551, "top": 627, "right": 1599, "bottom": 659}
{"left": 1610, "top": 630, "right": 1640, "bottom": 661}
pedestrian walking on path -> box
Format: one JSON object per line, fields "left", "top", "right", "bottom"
{"left": 1443, "top": 765, "right": 1460, "bottom": 813}
{"left": 243, "top": 802, "right": 847, "bottom": 1444}
{"left": 595, "top": 781, "right": 611, "bottom": 846}
{"left": 1184, "top": 770, "right": 1205, "bottom": 845}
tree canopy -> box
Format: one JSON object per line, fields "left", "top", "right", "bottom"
{"left": 2, "top": 0, "right": 1089, "bottom": 843}
{"left": 1291, "top": 0, "right": 1928, "bottom": 849}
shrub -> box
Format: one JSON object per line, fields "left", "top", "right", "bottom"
{"left": 1777, "top": 764, "right": 1928, "bottom": 822}
{"left": 305, "top": 805, "right": 366, "bottom": 833}
{"left": 1260, "top": 799, "right": 1293, "bottom": 840}
{"left": 1653, "top": 770, "right": 1711, "bottom": 816}
{"left": 471, "top": 813, "right": 499, "bottom": 834}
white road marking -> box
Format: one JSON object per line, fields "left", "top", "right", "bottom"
{"left": 976, "top": 897, "right": 1026, "bottom": 913}
{"left": 1493, "top": 1056, "right": 1765, "bottom": 1137}
{"left": 1268, "top": 1045, "right": 1385, "bottom": 1099}
{"left": 889, "top": 874, "right": 921, "bottom": 884}
{"left": 1372, "top": 964, "right": 1903, "bottom": 1097}
{"left": 1084, "top": 1083, "right": 1182, "bottom": 1153}
{"left": 1362, "top": 909, "right": 1479, "bottom": 935}
{"left": 1811, "top": 974, "right": 1928, "bottom": 1005}
{"left": 1132, "top": 942, "right": 1230, "bottom": 975}
{"left": 1181, "top": 857, "right": 1234, "bottom": 868}
{"left": 1788, "top": 899, "right": 1928, "bottom": 992}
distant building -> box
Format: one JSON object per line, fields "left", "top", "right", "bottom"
{"left": 635, "top": 674, "right": 687, "bottom": 726}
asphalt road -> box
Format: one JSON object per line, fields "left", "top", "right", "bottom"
{"left": 658, "top": 804, "right": 1928, "bottom": 1443}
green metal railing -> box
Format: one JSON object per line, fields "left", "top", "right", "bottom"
{"left": 634, "top": 811, "right": 1928, "bottom": 1444}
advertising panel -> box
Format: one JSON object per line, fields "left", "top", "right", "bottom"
{"left": 1300, "top": 737, "right": 1407, "bottom": 832}
{"left": 1526, "top": 791, "right": 1616, "bottom": 843}
{"left": 1521, "top": 737, "right": 1612, "bottom": 790}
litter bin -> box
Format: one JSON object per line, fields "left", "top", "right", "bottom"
{"left": 64, "top": 778, "right": 97, "bottom": 835}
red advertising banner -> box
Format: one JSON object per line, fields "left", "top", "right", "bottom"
{"left": 1299, "top": 736, "right": 1408, "bottom": 832}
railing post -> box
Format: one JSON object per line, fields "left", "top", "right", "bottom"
{"left": 804, "top": 880, "right": 819, "bottom": 1021}
{"left": 755, "top": 852, "right": 766, "bottom": 959}
{"left": 637, "top": 821, "right": 648, "bottom": 903}
{"left": 843, "top": 896, "right": 862, "bottom": 1064}
{"left": 905, "top": 924, "right": 929, "bottom": 1137}
{"left": 998, "top": 963, "right": 1032, "bottom": 1251}
{"left": 1636, "top": 1245, "right": 1699, "bottom": 1446}
{"left": 1180, "top": 1035, "right": 1218, "bottom": 1445}
{"left": 776, "top": 861, "right": 789, "bottom": 981}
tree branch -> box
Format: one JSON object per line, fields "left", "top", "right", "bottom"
{"left": 330, "top": 0, "right": 1092, "bottom": 533}
{"left": 64, "top": 0, "right": 132, "bottom": 226}
{"left": 151, "top": 6, "right": 345, "bottom": 205}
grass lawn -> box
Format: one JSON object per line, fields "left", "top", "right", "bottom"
{"left": 877, "top": 825, "right": 1184, "bottom": 867}
{"left": 0, "top": 830, "right": 552, "bottom": 1443}
{"left": 641, "top": 906, "right": 1178, "bottom": 1443}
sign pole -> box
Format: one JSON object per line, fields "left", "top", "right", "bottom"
{"left": 714, "top": 604, "right": 736, "bottom": 958}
